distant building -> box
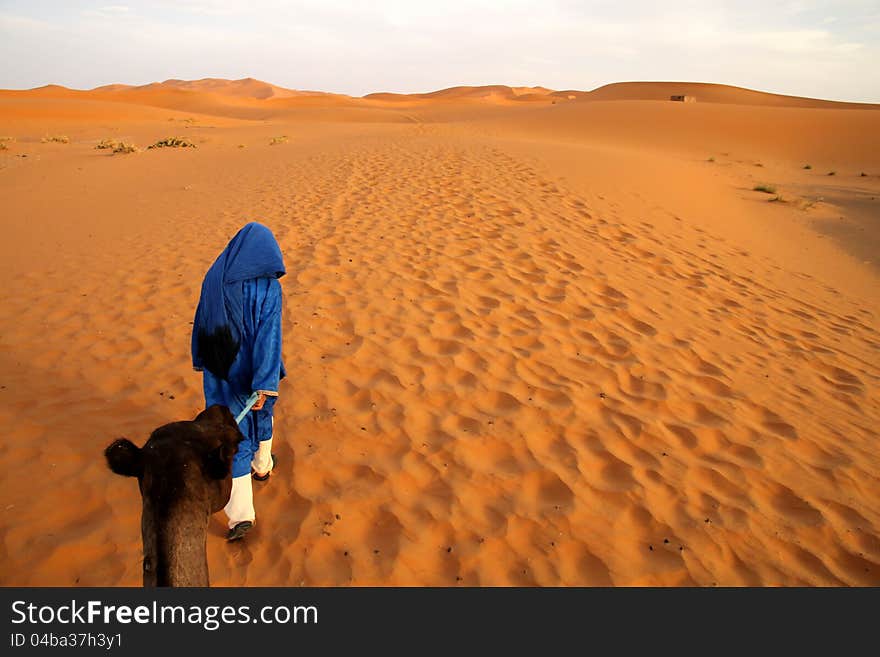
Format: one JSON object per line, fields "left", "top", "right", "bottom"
{"left": 670, "top": 95, "right": 696, "bottom": 103}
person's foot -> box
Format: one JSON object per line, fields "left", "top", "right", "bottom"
{"left": 252, "top": 454, "right": 277, "bottom": 481}
{"left": 226, "top": 521, "right": 253, "bottom": 541}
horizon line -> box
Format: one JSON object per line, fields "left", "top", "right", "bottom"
{"left": 2, "top": 77, "right": 880, "bottom": 106}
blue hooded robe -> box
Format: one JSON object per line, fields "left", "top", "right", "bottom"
{"left": 191, "top": 222, "right": 286, "bottom": 478}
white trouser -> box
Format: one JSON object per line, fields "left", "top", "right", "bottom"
{"left": 224, "top": 436, "right": 274, "bottom": 528}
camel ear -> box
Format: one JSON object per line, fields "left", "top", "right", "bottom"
{"left": 105, "top": 438, "right": 142, "bottom": 478}
{"left": 204, "top": 443, "right": 235, "bottom": 480}
{"left": 195, "top": 404, "right": 237, "bottom": 428}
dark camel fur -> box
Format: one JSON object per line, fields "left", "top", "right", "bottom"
{"left": 104, "top": 405, "right": 244, "bottom": 587}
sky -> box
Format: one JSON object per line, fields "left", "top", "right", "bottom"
{"left": 1, "top": 0, "right": 879, "bottom": 101}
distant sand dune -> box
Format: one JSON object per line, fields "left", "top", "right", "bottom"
{"left": 88, "top": 77, "right": 339, "bottom": 100}
{"left": 365, "top": 81, "right": 879, "bottom": 109}
{"left": 574, "top": 81, "right": 880, "bottom": 109}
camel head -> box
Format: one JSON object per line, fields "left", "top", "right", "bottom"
{"left": 104, "top": 405, "right": 244, "bottom": 586}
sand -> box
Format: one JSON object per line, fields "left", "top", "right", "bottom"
{"left": 0, "top": 79, "right": 878, "bottom": 586}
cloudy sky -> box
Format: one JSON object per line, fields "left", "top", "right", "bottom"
{"left": 1, "top": 0, "right": 878, "bottom": 101}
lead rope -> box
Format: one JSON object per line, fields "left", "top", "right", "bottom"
{"left": 235, "top": 391, "right": 262, "bottom": 425}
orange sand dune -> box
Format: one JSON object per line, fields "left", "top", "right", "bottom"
{"left": 3, "top": 78, "right": 358, "bottom": 122}
{"left": 365, "top": 85, "right": 555, "bottom": 103}
{"left": 581, "top": 81, "right": 880, "bottom": 109}
{"left": 481, "top": 99, "right": 880, "bottom": 168}
{"left": 145, "top": 77, "right": 327, "bottom": 100}
{"left": 0, "top": 94, "right": 414, "bottom": 128}
{"left": 0, "top": 79, "right": 878, "bottom": 587}
{"left": 368, "top": 80, "right": 880, "bottom": 109}
{"left": 106, "top": 77, "right": 345, "bottom": 102}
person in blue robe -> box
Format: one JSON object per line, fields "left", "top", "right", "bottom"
{"left": 191, "top": 221, "right": 286, "bottom": 541}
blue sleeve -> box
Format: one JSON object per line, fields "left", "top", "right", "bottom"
{"left": 191, "top": 299, "right": 203, "bottom": 371}
{"left": 251, "top": 278, "right": 283, "bottom": 396}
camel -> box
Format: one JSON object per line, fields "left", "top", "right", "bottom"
{"left": 104, "top": 405, "right": 244, "bottom": 587}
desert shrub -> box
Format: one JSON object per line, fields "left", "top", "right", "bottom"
{"left": 269, "top": 135, "right": 289, "bottom": 145}
{"left": 753, "top": 184, "right": 776, "bottom": 194}
{"left": 41, "top": 135, "right": 69, "bottom": 144}
{"left": 148, "top": 137, "right": 196, "bottom": 149}
{"left": 797, "top": 199, "right": 817, "bottom": 211}
{"left": 95, "top": 138, "right": 118, "bottom": 150}
{"left": 112, "top": 142, "right": 137, "bottom": 154}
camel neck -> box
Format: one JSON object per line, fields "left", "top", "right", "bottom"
{"left": 142, "top": 498, "right": 210, "bottom": 587}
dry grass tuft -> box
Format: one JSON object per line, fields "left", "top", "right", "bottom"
{"left": 112, "top": 142, "right": 137, "bottom": 154}
{"left": 148, "top": 137, "right": 197, "bottom": 149}
{"left": 795, "top": 198, "right": 820, "bottom": 211}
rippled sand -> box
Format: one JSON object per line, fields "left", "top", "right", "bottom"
{"left": 1, "top": 80, "right": 878, "bottom": 586}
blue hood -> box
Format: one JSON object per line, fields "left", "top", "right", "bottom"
{"left": 192, "top": 222, "right": 285, "bottom": 379}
